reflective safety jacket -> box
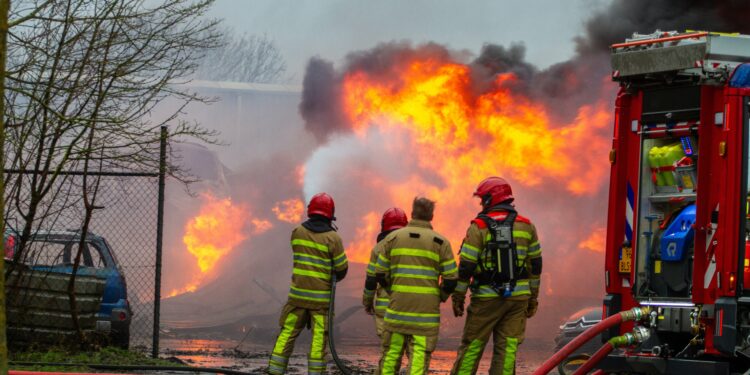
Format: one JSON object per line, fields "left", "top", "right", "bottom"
{"left": 365, "top": 246, "right": 390, "bottom": 317}
{"left": 455, "top": 209, "right": 542, "bottom": 300}
{"left": 287, "top": 224, "right": 348, "bottom": 309}
{"left": 374, "top": 219, "right": 458, "bottom": 336}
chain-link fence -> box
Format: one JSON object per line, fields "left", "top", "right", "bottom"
{"left": 4, "top": 169, "right": 164, "bottom": 352}
{"left": 3, "top": 131, "right": 166, "bottom": 355}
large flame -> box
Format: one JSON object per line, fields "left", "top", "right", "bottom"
{"left": 272, "top": 198, "right": 305, "bottom": 223}
{"left": 578, "top": 227, "right": 606, "bottom": 253}
{"left": 345, "top": 211, "right": 381, "bottom": 264}
{"left": 168, "top": 193, "right": 271, "bottom": 297}
{"left": 338, "top": 57, "right": 612, "bottom": 261}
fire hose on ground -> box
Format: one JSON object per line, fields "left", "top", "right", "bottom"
{"left": 328, "top": 273, "right": 352, "bottom": 375}
{"left": 532, "top": 307, "right": 650, "bottom": 375}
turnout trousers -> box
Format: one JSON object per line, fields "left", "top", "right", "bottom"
{"left": 268, "top": 303, "right": 329, "bottom": 375}
{"left": 374, "top": 316, "right": 410, "bottom": 374}
{"left": 379, "top": 330, "right": 436, "bottom": 375}
{"left": 450, "top": 298, "right": 529, "bottom": 375}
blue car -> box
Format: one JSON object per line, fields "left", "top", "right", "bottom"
{"left": 4, "top": 230, "right": 132, "bottom": 348}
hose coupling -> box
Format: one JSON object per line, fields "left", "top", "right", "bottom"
{"left": 621, "top": 306, "right": 651, "bottom": 322}
{"left": 608, "top": 326, "right": 651, "bottom": 348}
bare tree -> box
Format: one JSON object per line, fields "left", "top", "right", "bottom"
{"left": 194, "top": 27, "right": 287, "bottom": 83}
{"left": 2, "top": 0, "right": 221, "bottom": 343}
{"left": 0, "top": 0, "right": 9, "bottom": 368}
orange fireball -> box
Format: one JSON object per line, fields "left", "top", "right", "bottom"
{"left": 183, "top": 193, "right": 249, "bottom": 273}
{"left": 338, "top": 56, "right": 611, "bottom": 262}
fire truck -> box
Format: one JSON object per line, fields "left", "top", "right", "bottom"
{"left": 594, "top": 31, "right": 750, "bottom": 373}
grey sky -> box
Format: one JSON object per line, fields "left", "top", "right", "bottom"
{"left": 209, "top": 0, "right": 612, "bottom": 83}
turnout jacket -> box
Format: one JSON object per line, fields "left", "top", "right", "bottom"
{"left": 374, "top": 219, "right": 458, "bottom": 336}
{"left": 454, "top": 208, "right": 542, "bottom": 301}
{"left": 365, "top": 246, "right": 391, "bottom": 318}
{"left": 287, "top": 223, "right": 348, "bottom": 309}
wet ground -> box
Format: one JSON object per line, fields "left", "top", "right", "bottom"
{"left": 160, "top": 338, "right": 554, "bottom": 374}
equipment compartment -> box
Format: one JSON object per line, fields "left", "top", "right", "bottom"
{"left": 635, "top": 133, "right": 699, "bottom": 299}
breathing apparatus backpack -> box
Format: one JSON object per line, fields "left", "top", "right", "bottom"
{"left": 475, "top": 205, "right": 524, "bottom": 297}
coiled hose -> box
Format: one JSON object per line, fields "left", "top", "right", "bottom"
{"left": 328, "top": 273, "right": 352, "bottom": 375}
{"left": 533, "top": 307, "right": 650, "bottom": 375}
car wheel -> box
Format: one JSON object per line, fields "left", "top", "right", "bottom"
{"left": 111, "top": 324, "right": 130, "bottom": 349}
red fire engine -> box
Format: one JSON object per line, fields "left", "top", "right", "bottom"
{"left": 587, "top": 31, "right": 750, "bottom": 374}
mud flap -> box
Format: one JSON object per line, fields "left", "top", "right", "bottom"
{"left": 714, "top": 297, "right": 738, "bottom": 356}
{"left": 602, "top": 294, "right": 622, "bottom": 343}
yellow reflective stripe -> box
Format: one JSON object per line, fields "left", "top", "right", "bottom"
{"left": 289, "top": 286, "right": 331, "bottom": 302}
{"left": 393, "top": 273, "right": 438, "bottom": 281}
{"left": 530, "top": 279, "right": 541, "bottom": 288}
{"left": 293, "top": 253, "right": 331, "bottom": 270}
{"left": 513, "top": 230, "right": 532, "bottom": 240}
{"left": 366, "top": 261, "right": 376, "bottom": 276}
{"left": 375, "top": 297, "right": 389, "bottom": 306}
{"left": 459, "top": 339, "right": 486, "bottom": 374}
{"left": 383, "top": 332, "right": 405, "bottom": 375}
{"left": 384, "top": 308, "right": 440, "bottom": 327}
{"left": 392, "top": 265, "right": 439, "bottom": 280}
{"left": 271, "top": 311, "right": 299, "bottom": 367}
{"left": 393, "top": 264, "right": 435, "bottom": 271}
{"left": 385, "top": 308, "right": 440, "bottom": 318}
{"left": 333, "top": 252, "right": 347, "bottom": 267}
{"left": 528, "top": 242, "right": 541, "bottom": 257}
{"left": 441, "top": 259, "right": 458, "bottom": 274}
{"left": 391, "top": 284, "right": 439, "bottom": 295}
{"left": 294, "top": 260, "right": 331, "bottom": 271}
{"left": 462, "top": 243, "right": 480, "bottom": 252}
{"left": 291, "top": 238, "right": 328, "bottom": 252}
{"left": 410, "top": 335, "right": 427, "bottom": 375}
{"left": 503, "top": 337, "right": 519, "bottom": 374}
{"left": 293, "top": 268, "right": 331, "bottom": 280}
{"left": 472, "top": 281, "right": 531, "bottom": 297}
{"left": 310, "top": 314, "right": 326, "bottom": 360}
{"left": 391, "top": 248, "right": 439, "bottom": 262}
{"left": 460, "top": 244, "right": 479, "bottom": 261}
{"left": 377, "top": 254, "right": 391, "bottom": 268}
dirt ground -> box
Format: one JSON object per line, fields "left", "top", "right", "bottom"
{"left": 160, "top": 337, "right": 555, "bottom": 374}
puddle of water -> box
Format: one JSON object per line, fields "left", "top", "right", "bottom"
{"left": 160, "top": 338, "right": 553, "bottom": 374}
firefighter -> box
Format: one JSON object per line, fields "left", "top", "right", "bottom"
{"left": 267, "top": 193, "right": 348, "bottom": 375}
{"left": 363, "top": 207, "right": 409, "bottom": 373}
{"left": 450, "top": 177, "right": 542, "bottom": 375}
{"left": 375, "top": 197, "right": 458, "bottom": 375}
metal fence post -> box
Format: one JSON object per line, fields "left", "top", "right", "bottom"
{"left": 152, "top": 126, "right": 167, "bottom": 358}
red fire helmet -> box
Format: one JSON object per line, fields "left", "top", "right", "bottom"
{"left": 307, "top": 193, "right": 336, "bottom": 219}
{"left": 381, "top": 207, "right": 408, "bottom": 232}
{"left": 473, "top": 177, "right": 514, "bottom": 207}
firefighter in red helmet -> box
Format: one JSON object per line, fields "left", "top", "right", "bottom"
{"left": 268, "top": 193, "right": 349, "bottom": 375}
{"left": 450, "top": 177, "right": 543, "bottom": 375}
{"left": 363, "top": 207, "right": 409, "bottom": 373}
